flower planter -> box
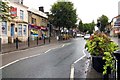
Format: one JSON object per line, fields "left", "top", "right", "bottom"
{"left": 85, "top": 32, "right": 119, "bottom": 76}
{"left": 92, "top": 56, "right": 111, "bottom": 74}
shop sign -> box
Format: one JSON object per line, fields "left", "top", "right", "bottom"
{"left": 10, "top": 7, "right": 17, "bottom": 17}
{"left": 31, "top": 29, "right": 38, "bottom": 34}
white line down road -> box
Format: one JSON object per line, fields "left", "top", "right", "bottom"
{"left": 70, "top": 49, "right": 86, "bottom": 80}
{"left": 0, "top": 43, "right": 70, "bottom": 70}
{"left": 0, "top": 49, "right": 52, "bottom": 70}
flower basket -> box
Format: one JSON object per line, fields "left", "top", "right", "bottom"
{"left": 85, "top": 32, "right": 119, "bottom": 75}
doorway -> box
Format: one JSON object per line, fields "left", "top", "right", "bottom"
{"left": 11, "top": 24, "right": 15, "bottom": 36}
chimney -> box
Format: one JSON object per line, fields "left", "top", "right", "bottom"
{"left": 39, "top": 6, "right": 44, "bottom": 12}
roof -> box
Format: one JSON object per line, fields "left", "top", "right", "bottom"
{"left": 28, "top": 8, "right": 48, "bottom": 19}
{"left": 2, "top": 0, "right": 28, "bottom": 9}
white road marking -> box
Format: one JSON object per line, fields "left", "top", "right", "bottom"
{"left": 0, "top": 49, "right": 52, "bottom": 69}
{"left": 62, "top": 44, "right": 65, "bottom": 47}
{"left": 74, "top": 50, "right": 86, "bottom": 64}
{"left": 62, "top": 43, "right": 72, "bottom": 47}
{"left": 0, "top": 59, "right": 20, "bottom": 70}
{"left": 0, "top": 43, "right": 72, "bottom": 69}
{"left": 70, "top": 64, "right": 74, "bottom": 80}
{"left": 44, "top": 49, "right": 52, "bottom": 53}
{"left": 70, "top": 49, "right": 86, "bottom": 79}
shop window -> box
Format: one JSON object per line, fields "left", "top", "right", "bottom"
{"left": 23, "top": 25, "right": 27, "bottom": 36}
{"left": 2, "top": 21, "right": 7, "bottom": 35}
{"left": 20, "top": 10, "right": 24, "bottom": 20}
{"left": 18, "top": 24, "right": 22, "bottom": 36}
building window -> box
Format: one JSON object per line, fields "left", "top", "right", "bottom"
{"left": 32, "top": 18, "right": 36, "bottom": 24}
{"left": 20, "top": 10, "right": 24, "bottom": 20}
{"left": 2, "top": 21, "right": 7, "bottom": 35}
{"left": 23, "top": 25, "right": 27, "bottom": 36}
{"left": 18, "top": 24, "right": 22, "bottom": 36}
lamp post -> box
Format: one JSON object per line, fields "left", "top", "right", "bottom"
{"left": 47, "top": 22, "right": 51, "bottom": 43}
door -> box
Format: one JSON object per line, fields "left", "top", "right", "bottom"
{"left": 11, "top": 24, "right": 14, "bottom": 36}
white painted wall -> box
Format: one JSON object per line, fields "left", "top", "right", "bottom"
{"left": 9, "top": 2, "right": 28, "bottom": 23}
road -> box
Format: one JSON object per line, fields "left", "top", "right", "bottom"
{"left": 2, "top": 37, "right": 86, "bottom": 78}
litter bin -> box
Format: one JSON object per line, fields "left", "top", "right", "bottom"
{"left": 113, "top": 50, "right": 120, "bottom": 79}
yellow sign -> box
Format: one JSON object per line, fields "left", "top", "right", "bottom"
{"left": 31, "top": 29, "right": 38, "bottom": 34}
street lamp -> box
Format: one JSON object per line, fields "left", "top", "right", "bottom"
{"left": 47, "top": 22, "right": 51, "bottom": 43}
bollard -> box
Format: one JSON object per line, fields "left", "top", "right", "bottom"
{"left": 16, "top": 37, "right": 18, "bottom": 49}
{"left": 28, "top": 37, "right": 30, "bottom": 47}
{"left": 49, "top": 37, "right": 50, "bottom": 43}
{"left": 37, "top": 37, "right": 38, "bottom": 45}
{"left": 0, "top": 38, "right": 1, "bottom": 52}
{"left": 44, "top": 37, "right": 45, "bottom": 44}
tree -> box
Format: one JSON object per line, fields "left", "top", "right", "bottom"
{"left": 78, "top": 20, "right": 84, "bottom": 32}
{"left": 78, "top": 20, "right": 95, "bottom": 34}
{"left": 98, "top": 15, "right": 109, "bottom": 32}
{"left": 0, "top": 1, "right": 12, "bottom": 21}
{"left": 50, "top": 1, "right": 77, "bottom": 35}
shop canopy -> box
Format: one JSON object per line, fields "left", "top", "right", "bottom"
{"left": 114, "top": 18, "right": 120, "bottom": 27}
{"left": 114, "top": 21, "right": 120, "bottom": 27}
{"left": 29, "top": 24, "right": 48, "bottom": 30}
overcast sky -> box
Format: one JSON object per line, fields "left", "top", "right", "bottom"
{"left": 24, "top": 0, "right": 120, "bottom": 23}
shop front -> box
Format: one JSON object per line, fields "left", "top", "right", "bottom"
{"left": 28, "top": 24, "right": 48, "bottom": 40}
{"left": 114, "top": 18, "right": 120, "bottom": 38}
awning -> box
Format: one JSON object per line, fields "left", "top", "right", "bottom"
{"left": 29, "top": 24, "right": 48, "bottom": 30}
{"left": 41, "top": 26, "right": 48, "bottom": 31}
{"left": 29, "top": 24, "right": 41, "bottom": 29}
{"left": 114, "top": 18, "right": 120, "bottom": 27}
{"left": 114, "top": 21, "right": 120, "bottom": 27}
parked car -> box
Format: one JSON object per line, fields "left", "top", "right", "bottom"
{"left": 76, "top": 33, "right": 81, "bottom": 37}
{"left": 76, "top": 34, "right": 84, "bottom": 37}
{"left": 84, "top": 34, "right": 90, "bottom": 39}
{"left": 80, "top": 34, "right": 84, "bottom": 37}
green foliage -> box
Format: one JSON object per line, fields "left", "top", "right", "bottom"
{"left": 50, "top": 1, "right": 77, "bottom": 29}
{"left": 78, "top": 20, "right": 83, "bottom": 32}
{"left": 103, "top": 52, "right": 115, "bottom": 75}
{"left": 0, "top": 1, "right": 12, "bottom": 20}
{"left": 98, "top": 15, "right": 109, "bottom": 32}
{"left": 85, "top": 32, "right": 119, "bottom": 75}
{"left": 78, "top": 20, "right": 95, "bottom": 34}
